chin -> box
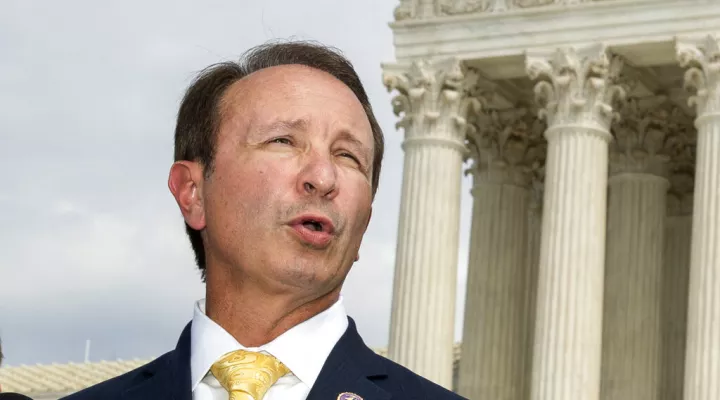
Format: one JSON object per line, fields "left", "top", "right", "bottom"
{"left": 274, "top": 260, "right": 341, "bottom": 290}
{"left": 269, "top": 262, "right": 321, "bottom": 288}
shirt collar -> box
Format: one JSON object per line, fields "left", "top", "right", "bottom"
{"left": 190, "top": 296, "right": 348, "bottom": 390}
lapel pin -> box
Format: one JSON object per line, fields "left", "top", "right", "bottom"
{"left": 337, "top": 392, "right": 363, "bottom": 400}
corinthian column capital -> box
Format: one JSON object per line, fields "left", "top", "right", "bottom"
{"left": 609, "top": 95, "right": 692, "bottom": 177}
{"left": 465, "top": 107, "right": 546, "bottom": 187}
{"left": 677, "top": 35, "right": 720, "bottom": 116}
{"left": 525, "top": 45, "right": 627, "bottom": 138}
{"left": 383, "top": 58, "right": 486, "bottom": 151}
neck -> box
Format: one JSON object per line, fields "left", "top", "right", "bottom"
{"left": 204, "top": 265, "right": 341, "bottom": 347}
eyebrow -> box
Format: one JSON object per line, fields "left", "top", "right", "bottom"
{"left": 256, "top": 118, "right": 310, "bottom": 137}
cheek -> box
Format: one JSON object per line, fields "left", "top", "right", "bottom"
{"left": 354, "top": 205, "right": 372, "bottom": 236}
{"left": 235, "top": 166, "right": 276, "bottom": 214}
{"left": 343, "top": 182, "right": 373, "bottom": 236}
{"left": 210, "top": 160, "right": 274, "bottom": 218}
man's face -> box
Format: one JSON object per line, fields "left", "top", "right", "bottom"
{"left": 199, "top": 64, "right": 374, "bottom": 295}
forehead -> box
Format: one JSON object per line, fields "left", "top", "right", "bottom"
{"left": 220, "top": 64, "right": 373, "bottom": 141}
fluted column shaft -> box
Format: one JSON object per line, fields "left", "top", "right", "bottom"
{"left": 389, "top": 139, "right": 463, "bottom": 387}
{"left": 458, "top": 107, "right": 545, "bottom": 399}
{"left": 678, "top": 35, "right": 720, "bottom": 400}
{"left": 661, "top": 212, "right": 692, "bottom": 400}
{"left": 526, "top": 46, "right": 626, "bottom": 400}
{"left": 531, "top": 127, "right": 609, "bottom": 400}
{"left": 458, "top": 169, "right": 530, "bottom": 400}
{"left": 384, "top": 59, "right": 482, "bottom": 389}
{"left": 685, "top": 118, "right": 720, "bottom": 398}
{"left": 524, "top": 194, "right": 542, "bottom": 400}
{"left": 601, "top": 173, "right": 668, "bottom": 400}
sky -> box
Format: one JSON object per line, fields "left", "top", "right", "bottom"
{"left": 0, "top": 0, "right": 474, "bottom": 366}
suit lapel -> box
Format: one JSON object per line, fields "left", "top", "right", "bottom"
{"left": 307, "top": 318, "right": 391, "bottom": 400}
{"left": 115, "top": 317, "right": 390, "bottom": 400}
{"left": 121, "top": 322, "right": 193, "bottom": 400}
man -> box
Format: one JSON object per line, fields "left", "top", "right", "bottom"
{"left": 0, "top": 338, "right": 34, "bottom": 399}
{"left": 63, "top": 41, "right": 465, "bottom": 400}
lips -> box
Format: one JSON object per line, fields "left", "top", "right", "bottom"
{"left": 288, "top": 214, "right": 335, "bottom": 248}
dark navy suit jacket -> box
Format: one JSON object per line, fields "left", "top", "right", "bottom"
{"left": 0, "top": 394, "right": 34, "bottom": 400}
{"left": 60, "top": 317, "right": 466, "bottom": 400}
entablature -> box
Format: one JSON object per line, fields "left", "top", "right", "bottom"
{"left": 386, "top": 0, "right": 720, "bottom": 77}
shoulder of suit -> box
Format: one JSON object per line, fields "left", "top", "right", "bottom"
{"left": 371, "top": 353, "right": 467, "bottom": 399}
{"left": 57, "top": 352, "right": 174, "bottom": 400}
{"left": 0, "top": 394, "right": 35, "bottom": 400}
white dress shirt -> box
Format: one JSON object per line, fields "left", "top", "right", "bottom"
{"left": 190, "top": 297, "right": 349, "bottom": 400}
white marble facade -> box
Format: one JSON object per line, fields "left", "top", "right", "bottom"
{"left": 382, "top": 1, "right": 720, "bottom": 399}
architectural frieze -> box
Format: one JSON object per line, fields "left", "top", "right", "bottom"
{"left": 395, "top": 0, "right": 610, "bottom": 20}
{"left": 465, "top": 107, "right": 546, "bottom": 186}
{"left": 383, "top": 58, "right": 485, "bottom": 151}
{"left": 677, "top": 35, "right": 720, "bottom": 117}
{"left": 438, "top": 0, "right": 488, "bottom": 15}
{"left": 394, "top": 0, "right": 413, "bottom": 20}
{"left": 526, "top": 45, "right": 626, "bottom": 137}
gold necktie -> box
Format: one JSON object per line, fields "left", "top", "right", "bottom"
{"left": 210, "top": 349, "right": 290, "bottom": 400}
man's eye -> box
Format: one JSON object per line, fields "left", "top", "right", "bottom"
{"left": 270, "top": 137, "right": 292, "bottom": 145}
{"left": 339, "top": 152, "right": 360, "bottom": 163}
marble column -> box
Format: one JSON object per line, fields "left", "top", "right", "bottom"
{"left": 600, "top": 96, "right": 673, "bottom": 400}
{"left": 458, "top": 108, "right": 545, "bottom": 400}
{"left": 524, "top": 173, "right": 543, "bottom": 400}
{"left": 678, "top": 35, "right": 720, "bottom": 400}
{"left": 661, "top": 171, "right": 694, "bottom": 400}
{"left": 383, "top": 58, "right": 482, "bottom": 389}
{"left": 525, "top": 45, "right": 627, "bottom": 400}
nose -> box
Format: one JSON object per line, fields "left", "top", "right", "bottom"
{"left": 297, "top": 151, "right": 338, "bottom": 199}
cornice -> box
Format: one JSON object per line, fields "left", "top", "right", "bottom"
{"left": 385, "top": 0, "right": 720, "bottom": 75}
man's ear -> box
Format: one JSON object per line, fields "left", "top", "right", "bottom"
{"left": 168, "top": 161, "right": 206, "bottom": 231}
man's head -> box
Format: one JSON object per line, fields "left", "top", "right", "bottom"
{"left": 169, "top": 41, "right": 384, "bottom": 298}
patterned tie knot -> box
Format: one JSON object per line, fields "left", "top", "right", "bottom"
{"left": 210, "top": 349, "right": 290, "bottom": 400}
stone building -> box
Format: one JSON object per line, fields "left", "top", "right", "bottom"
{"left": 382, "top": 1, "right": 720, "bottom": 399}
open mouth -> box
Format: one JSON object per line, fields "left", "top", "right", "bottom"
{"left": 302, "top": 219, "right": 325, "bottom": 232}
{"left": 292, "top": 214, "right": 334, "bottom": 234}
{"left": 289, "top": 214, "right": 335, "bottom": 247}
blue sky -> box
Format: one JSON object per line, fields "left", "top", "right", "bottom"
{"left": 0, "top": 0, "right": 474, "bottom": 366}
